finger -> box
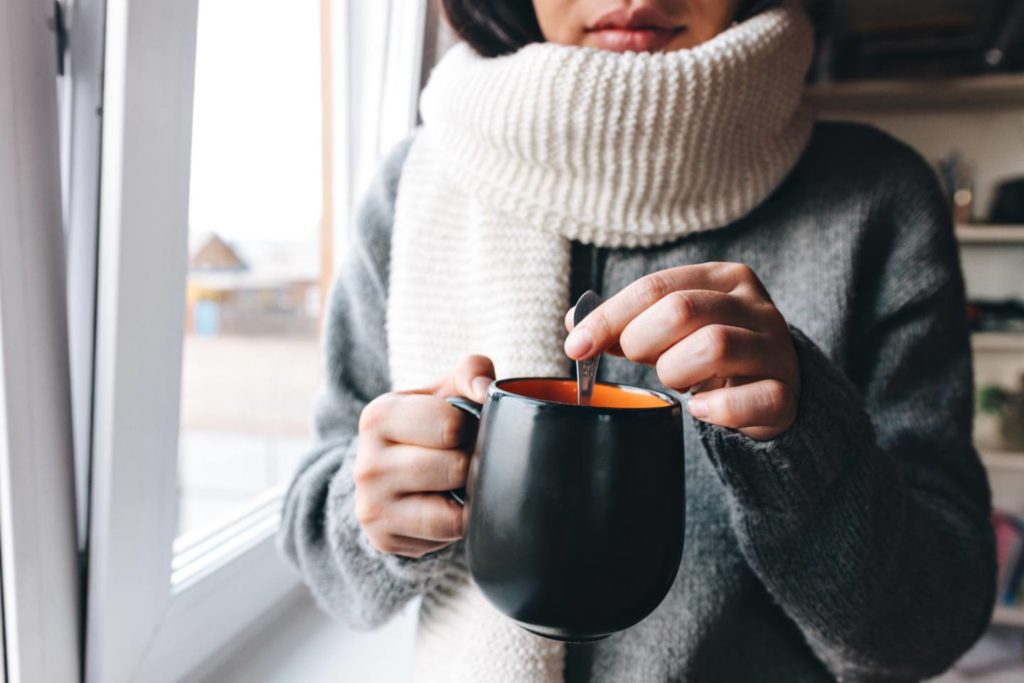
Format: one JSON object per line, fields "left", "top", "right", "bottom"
{"left": 654, "top": 325, "right": 776, "bottom": 391}
{"left": 566, "top": 308, "right": 625, "bottom": 356}
{"left": 360, "top": 393, "right": 474, "bottom": 448}
{"left": 689, "top": 377, "right": 728, "bottom": 394}
{"left": 686, "top": 378, "right": 797, "bottom": 440}
{"left": 564, "top": 263, "right": 763, "bottom": 360}
{"left": 383, "top": 444, "right": 470, "bottom": 494}
{"left": 386, "top": 493, "right": 465, "bottom": 542}
{"left": 374, "top": 534, "right": 453, "bottom": 559}
{"left": 619, "top": 290, "right": 768, "bottom": 364}
{"left": 434, "top": 354, "right": 495, "bottom": 403}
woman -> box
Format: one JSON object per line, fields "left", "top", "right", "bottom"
{"left": 280, "top": 1, "right": 996, "bottom": 680}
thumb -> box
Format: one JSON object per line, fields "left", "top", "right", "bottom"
{"left": 433, "top": 355, "right": 495, "bottom": 404}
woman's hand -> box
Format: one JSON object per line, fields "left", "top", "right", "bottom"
{"left": 354, "top": 355, "right": 495, "bottom": 558}
{"left": 565, "top": 263, "right": 799, "bottom": 441}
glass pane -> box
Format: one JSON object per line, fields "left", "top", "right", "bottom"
{"left": 179, "top": 0, "right": 324, "bottom": 537}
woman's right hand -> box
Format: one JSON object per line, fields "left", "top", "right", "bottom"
{"left": 354, "top": 355, "right": 495, "bottom": 558}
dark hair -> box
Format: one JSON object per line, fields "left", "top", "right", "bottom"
{"left": 439, "top": 0, "right": 785, "bottom": 58}
{"left": 439, "top": 0, "right": 544, "bottom": 58}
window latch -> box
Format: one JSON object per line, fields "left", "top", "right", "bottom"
{"left": 48, "top": 1, "right": 68, "bottom": 76}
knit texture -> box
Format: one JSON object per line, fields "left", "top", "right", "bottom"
{"left": 383, "top": 6, "right": 815, "bottom": 678}
{"left": 280, "top": 120, "right": 997, "bottom": 681}
{"left": 387, "top": 1, "right": 814, "bottom": 389}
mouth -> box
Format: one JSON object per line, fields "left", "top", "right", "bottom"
{"left": 585, "top": 7, "right": 685, "bottom": 52}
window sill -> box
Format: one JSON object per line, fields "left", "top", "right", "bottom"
{"left": 182, "top": 590, "right": 419, "bottom": 682}
{"left": 172, "top": 486, "right": 285, "bottom": 589}
{"left": 133, "top": 514, "right": 299, "bottom": 682}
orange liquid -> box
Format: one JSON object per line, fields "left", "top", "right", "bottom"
{"left": 500, "top": 378, "right": 670, "bottom": 409}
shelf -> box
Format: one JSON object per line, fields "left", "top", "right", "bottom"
{"left": 972, "top": 333, "right": 1024, "bottom": 352}
{"left": 807, "top": 73, "right": 1024, "bottom": 110}
{"left": 982, "top": 450, "right": 1024, "bottom": 473}
{"left": 957, "top": 225, "right": 1024, "bottom": 245}
{"left": 993, "top": 606, "right": 1024, "bottom": 627}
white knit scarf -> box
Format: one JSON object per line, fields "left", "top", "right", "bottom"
{"left": 387, "top": 3, "right": 814, "bottom": 681}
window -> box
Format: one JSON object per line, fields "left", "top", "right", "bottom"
{"left": 178, "top": 0, "right": 324, "bottom": 539}
{"left": 81, "top": 0, "right": 429, "bottom": 680}
{"left": 0, "top": 2, "right": 79, "bottom": 680}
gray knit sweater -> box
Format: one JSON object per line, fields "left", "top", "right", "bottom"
{"left": 279, "top": 121, "right": 996, "bottom": 682}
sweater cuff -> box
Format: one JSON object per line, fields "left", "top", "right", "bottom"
{"left": 695, "top": 326, "right": 877, "bottom": 517}
{"left": 329, "top": 441, "right": 461, "bottom": 585}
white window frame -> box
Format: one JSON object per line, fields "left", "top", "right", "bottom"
{"left": 0, "top": 579, "right": 5, "bottom": 683}
{"left": 62, "top": 0, "right": 109, "bottom": 551}
{"left": 338, "top": 0, "right": 427, "bottom": 266}
{"left": 0, "top": 0, "right": 81, "bottom": 680}
{"left": 84, "top": 1, "right": 428, "bottom": 681}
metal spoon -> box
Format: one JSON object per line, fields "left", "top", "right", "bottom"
{"left": 573, "top": 290, "right": 603, "bottom": 406}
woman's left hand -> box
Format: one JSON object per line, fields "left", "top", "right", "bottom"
{"left": 564, "top": 262, "right": 800, "bottom": 441}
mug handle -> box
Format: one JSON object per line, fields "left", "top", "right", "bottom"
{"left": 445, "top": 396, "right": 483, "bottom": 506}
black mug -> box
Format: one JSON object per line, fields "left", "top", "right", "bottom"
{"left": 447, "top": 377, "right": 685, "bottom": 642}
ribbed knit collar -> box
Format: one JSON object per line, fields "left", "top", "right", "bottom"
{"left": 418, "top": 0, "right": 815, "bottom": 247}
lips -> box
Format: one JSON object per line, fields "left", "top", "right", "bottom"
{"left": 585, "top": 6, "right": 685, "bottom": 53}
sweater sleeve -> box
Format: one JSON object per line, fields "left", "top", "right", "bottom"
{"left": 277, "top": 135, "right": 460, "bottom": 628}
{"left": 696, "top": 151, "right": 996, "bottom": 680}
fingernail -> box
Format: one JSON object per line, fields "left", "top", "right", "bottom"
{"left": 688, "top": 397, "right": 709, "bottom": 418}
{"left": 472, "top": 376, "right": 491, "bottom": 402}
{"left": 565, "top": 327, "right": 593, "bottom": 358}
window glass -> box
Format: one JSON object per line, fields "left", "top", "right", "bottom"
{"left": 180, "top": 0, "right": 324, "bottom": 537}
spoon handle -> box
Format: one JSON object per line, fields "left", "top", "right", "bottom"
{"left": 573, "top": 290, "right": 603, "bottom": 406}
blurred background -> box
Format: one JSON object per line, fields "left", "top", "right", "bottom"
{"left": 810, "top": 6, "right": 1024, "bottom": 678}
{"left": 1, "top": 0, "right": 1024, "bottom": 681}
